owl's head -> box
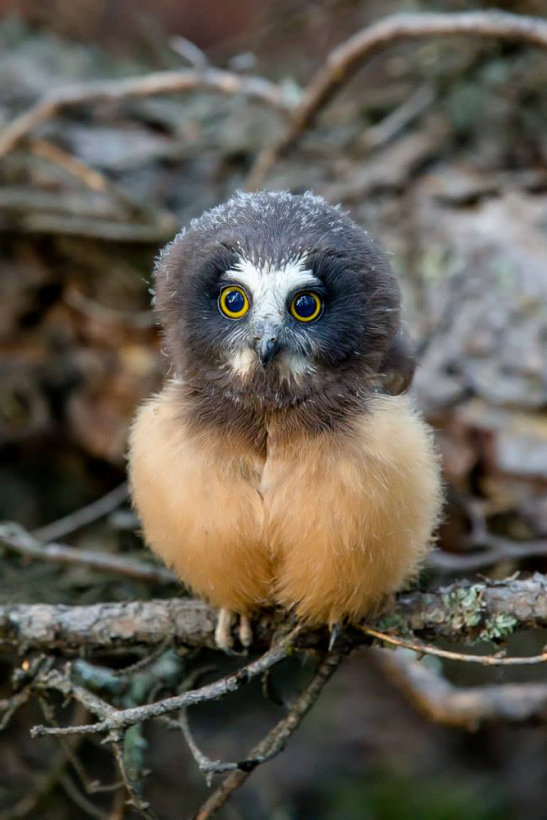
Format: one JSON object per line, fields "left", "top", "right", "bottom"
{"left": 154, "top": 191, "right": 401, "bottom": 413}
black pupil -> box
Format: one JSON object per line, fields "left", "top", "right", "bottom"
{"left": 294, "top": 293, "right": 317, "bottom": 318}
{"left": 226, "top": 289, "right": 244, "bottom": 313}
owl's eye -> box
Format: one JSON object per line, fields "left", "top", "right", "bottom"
{"left": 290, "top": 291, "right": 323, "bottom": 323}
{"left": 219, "top": 286, "right": 250, "bottom": 319}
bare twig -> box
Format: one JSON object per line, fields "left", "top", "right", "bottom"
{"left": 246, "top": 10, "right": 547, "bottom": 188}
{"left": 193, "top": 650, "right": 345, "bottom": 820}
{"left": 0, "top": 522, "right": 176, "bottom": 584}
{"left": 111, "top": 734, "right": 158, "bottom": 820}
{"left": 29, "top": 138, "right": 113, "bottom": 193}
{"left": 31, "top": 630, "right": 301, "bottom": 738}
{"left": 33, "top": 483, "right": 129, "bottom": 543}
{"left": 360, "top": 625, "right": 547, "bottom": 666}
{"left": 0, "top": 684, "right": 33, "bottom": 730}
{"left": 3, "top": 701, "right": 88, "bottom": 820}
{"left": 63, "top": 288, "right": 155, "bottom": 330}
{"left": 58, "top": 773, "right": 107, "bottom": 820}
{"left": 170, "top": 711, "right": 238, "bottom": 779}
{"left": 6, "top": 211, "right": 177, "bottom": 243}
{"left": 361, "top": 83, "right": 436, "bottom": 150}
{"left": 0, "top": 67, "right": 294, "bottom": 159}
{"left": 3, "top": 748, "right": 72, "bottom": 820}
{"left": 169, "top": 36, "right": 210, "bottom": 70}
{"left": 374, "top": 648, "right": 547, "bottom": 728}
{"left": 427, "top": 538, "right": 547, "bottom": 572}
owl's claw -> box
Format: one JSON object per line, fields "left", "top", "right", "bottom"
{"left": 238, "top": 614, "right": 253, "bottom": 648}
{"left": 328, "top": 621, "right": 343, "bottom": 651}
{"left": 215, "top": 608, "right": 236, "bottom": 651}
{"left": 214, "top": 609, "right": 253, "bottom": 652}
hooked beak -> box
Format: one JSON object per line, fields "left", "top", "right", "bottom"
{"left": 254, "top": 334, "right": 281, "bottom": 368}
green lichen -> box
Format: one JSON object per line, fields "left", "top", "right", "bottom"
{"left": 441, "top": 584, "right": 486, "bottom": 632}
{"left": 375, "top": 613, "right": 413, "bottom": 637}
{"left": 477, "top": 613, "right": 518, "bottom": 643}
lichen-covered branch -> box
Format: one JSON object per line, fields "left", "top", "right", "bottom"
{"left": 1, "top": 575, "right": 545, "bottom": 656}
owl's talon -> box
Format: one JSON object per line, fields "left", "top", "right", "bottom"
{"left": 238, "top": 615, "right": 253, "bottom": 648}
{"left": 328, "top": 621, "right": 343, "bottom": 651}
{"left": 215, "top": 608, "right": 236, "bottom": 651}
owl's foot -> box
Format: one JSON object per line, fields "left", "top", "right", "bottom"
{"left": 214, "top": 609, "right": 253, "bottom": 652}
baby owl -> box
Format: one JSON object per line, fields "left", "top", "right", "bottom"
{"left": 128, "top": 191, "right": 442, "bottom": 648}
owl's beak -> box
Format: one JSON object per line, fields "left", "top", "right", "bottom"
{"left": 254, "top": 334, "right": 281, "bottom": 367}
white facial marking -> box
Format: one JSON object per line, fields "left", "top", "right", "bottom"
{"left": 225, "top": 256, "right": 320, "bottom": 322}
{"left": 228, "top": 348, "right": 256, "bottom": 377}
{"left": 277, "top": 351, "right": 314, "bottom": 381}
{"left": 224, "top": 254, "right": 320, "bottom": 380}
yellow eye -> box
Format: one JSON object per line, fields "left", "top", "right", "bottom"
{"left": 219, "top": 286, "right": 250, "bottom": 319}
{"left": 290, "top": 291, "right": 323, "bottom": 323}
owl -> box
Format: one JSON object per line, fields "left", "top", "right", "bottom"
{"left": 128, "top": 191, "right": 442, "bottom": 649}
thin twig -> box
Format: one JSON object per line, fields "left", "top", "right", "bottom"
{"left": 374, "top": 648, "right": 547, "bottom": 728}
{"left": 427, "top": 537, "right": 547, "bottom": 572}
{"left": 0, "top": 67, "right": 294, "bottom": 159}
{"left": 246, "top": 10, "right": 547, "bottom": 188}
{"left": 29, "top": 138, "right": 113, "bottom": 193}
{"left": 8, "top": 211, "right": 177, "bottom": 243}
{"left": 0, "top": 684, "right": 33, "bottom": 730}
{"left": 111, "top": 734, "right": 158, "bottom": 820}
{"left": 169, "top": 36, "right": 210, "bottom": 70}
{"left": 28, "top": 137, "right": 154, "bottom": 223}
{"left": 58, "top": 773, "right": 107, "bottom": 820}
{"left": 361, "top": 82, "right": 436, "bottom": 149}
{"left": 64, "top": 288, "right": 155, "bottom": 330}
{"left": 31, "top": 631, "right": 301, "bottom": 738}
{"left": 193, "top": 650, "right": 345, "bottom": 820}
{"left": 0, "top": 521, "right": 176, "bottom": 584}
{"left": 170, "top": 712, "right": 238, "bottom": 780}
{"left": 360, "top": 625, "right": 547, "bottom": 666}
{"left": 33, "top": 483, "right": 129, "bottom": 543}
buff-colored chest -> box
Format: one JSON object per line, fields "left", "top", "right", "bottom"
{"left": 128, "top": 385, "right": 442, "bottom": 624}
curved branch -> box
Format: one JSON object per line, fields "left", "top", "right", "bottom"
{"left": 0, "top": 522, "right": 175, "bottom": 585}
{"left": 374, "top": 649, "right": 547, "bottom": 729}
{"left": 246, "top": 10, "right": 547, "bottom": 188}
{"left": 0, "top": 67, "right": 294, "bottom": 159}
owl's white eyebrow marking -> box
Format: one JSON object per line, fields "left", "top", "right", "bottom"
{"left": 225, "top": 256, "right": 320, "bottom": 320}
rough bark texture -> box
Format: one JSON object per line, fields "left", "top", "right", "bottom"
{"left": 2, "top": 575, "right": 545, "bottom": 655}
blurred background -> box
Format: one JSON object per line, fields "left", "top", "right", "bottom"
{"left": 0, "top": 0, "right": 546, "bottom": 818}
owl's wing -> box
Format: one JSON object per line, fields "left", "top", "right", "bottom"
{"left": 378, "top": 328, "right": 416, "bottom": 395}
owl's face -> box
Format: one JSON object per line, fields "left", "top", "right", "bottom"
{"left": 155, "top": 191, "right": 400, "bottom": 411}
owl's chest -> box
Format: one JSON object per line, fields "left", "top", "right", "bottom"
{"left": 215, "top": 426, "right": 351, "bottom": 542}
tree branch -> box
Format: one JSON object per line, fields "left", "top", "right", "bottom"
{"left": 374, "top": 648, "right": 547, "bottom": 729}
{"left": 32, "top": 483, "right": 129, "bottom": 544}
{"left": 0, "top": 522, "right": 176, "bottom": 585}
{"left": 30, "top": 630, "right": 301, "bottom": 738}
{"left": 246, "top": 10, "right": 547, "bottom": 189}
{"left": 193, "top": 650, "right": 345, "bottom": 820}
{"left": 1, "top": 575, "right": 545, "bottom": 655}
{"left": 0, "top": 67, "right": 294, "bottom": 159}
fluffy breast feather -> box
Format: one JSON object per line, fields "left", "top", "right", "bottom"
{"left": 128, "top": 384, "right": 442, "bottom": 623}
